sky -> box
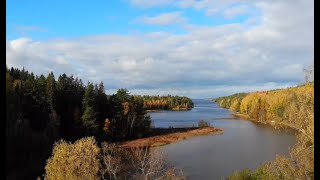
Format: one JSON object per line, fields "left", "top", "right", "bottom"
{"left": 6, "top": 0, "right": 314, "bottom": 98}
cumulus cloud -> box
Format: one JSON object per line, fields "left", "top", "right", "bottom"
{"left": 6, "top": 0, "right": 313, "bottom": 98}
{"left": 136, "top": 12, "right": 186, "bottom": 25}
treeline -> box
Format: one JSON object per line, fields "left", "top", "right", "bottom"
{"left": 214, "top": 93, "right": 248, "bottom": 112}
{"left": 135, "top": 95, "right": 194, "bottom": 110}
{"left": 215, "top": 83, "right": 314, "bottom": 179}
{"left": 6, "top": 66, "right": 153, "bottom": 179}
{"left": 215, "top": 84, "right": 314, "bottom": 129}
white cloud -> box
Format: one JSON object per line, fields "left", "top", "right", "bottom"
{"left": 9, "top": 38, "right": 33, "bottom": 50}
{"left": 136, "top": 12, "right": 186, "bottom": 25}
{"left": 6, "top": 0, "right": 313, "bottom": 98}
{"left": 223, "top": 5, "right": 250, "bottom": 18}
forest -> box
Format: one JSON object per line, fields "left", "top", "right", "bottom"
{"left": 215, "top": 83, "right": 314, "bottom": 179}
{"left": 136, "top": 95, "right": 193, "bottom": 110}
{"left": 6, "top": 66, "right": 192, "bottom": 179}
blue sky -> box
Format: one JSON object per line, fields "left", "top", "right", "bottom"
{"left": 6, "top": 0, "right": 314, "bottom": 98}
{"left": 6, "top": 0, "right": 259, "bottom": 39}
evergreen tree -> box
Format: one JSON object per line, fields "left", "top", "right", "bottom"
{"left": 46, "top": 72, "right": 56, "bottom": 111}
{"left": 81, "top": 82, "right": 98, "bottom": 135}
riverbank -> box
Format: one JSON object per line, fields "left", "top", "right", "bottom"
{"left": 119, "top": 127, "right": 223, "bottom": 148}
{"left": 145, "top": 108, "right": 192, "bottom": 112}
{"left": 215, "top": 83, "right": 314, "bottom": 179}
{"left": 232, "top": 112, "right": 300, "bottom": 132}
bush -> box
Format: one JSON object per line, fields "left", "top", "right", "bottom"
{"left": 227, "top": 166, "right": 276, "bottom": 180}
{"left": 44, "top": 138, "right": 185, "bottom": 180}
{"left": 198, "top": 120, "right": 210, "bottom": 128}
{"left": 44, "top": 137, "right": 100, "bottom": 180}
{"left": 227, "top": 168, "right": 253, "bottom": 180}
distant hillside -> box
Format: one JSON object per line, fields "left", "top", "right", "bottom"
{"left": 215, "top": 83, "right": 314, "bottom": 179}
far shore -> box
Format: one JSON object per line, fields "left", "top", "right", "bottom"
{"left": 145, "top": 108, "right": 192, "bottom": 112}
{"left": 119, "top": 127, "right": 223, "bottom": 148}
{"left": 232, "top": 112, "right": 299, "bottom": 131}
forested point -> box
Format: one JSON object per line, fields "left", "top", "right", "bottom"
{"left": 135, "top": 95, "right": 193, "bottom": 110}
{"left": 6, "top": 66, "right": 192, "bottom": 179}
{"left": 215, "top": 83, "right": 314, "bottom": 179}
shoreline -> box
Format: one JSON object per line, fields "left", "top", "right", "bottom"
{"left": 146, "top": 108, "right": 192, "bottom": 112}
{"left": 119, "top": 127, "right": 223, "bottom": 148}
{"left": 232, "top": 112, "right": 299, "bottom": 132}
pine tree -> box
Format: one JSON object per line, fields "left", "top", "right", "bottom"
{"left": 81, "top": 82, "right": 98, "bottom": 135}
{"left": 46, "top": 72, "right": 56, "bottom": 111}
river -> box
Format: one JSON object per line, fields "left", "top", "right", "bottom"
{"left": 148, "top": 99, "right": 296, "bottom": 180}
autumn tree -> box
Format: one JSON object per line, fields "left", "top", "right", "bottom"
{"left": 100, "top": 143, "right": 123, "bottom": 180}
{"left": 129, "top": 146, "right": 184, "bottom": 180}
{"left": 45, "top": 137, "right": 100, "bottom": 180}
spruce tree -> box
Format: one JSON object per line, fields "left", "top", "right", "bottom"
{"left": 46, "top": 72, "right": 56, "bottom": 111}
{"left": 81, "top": 82, "right": 98, "bottom": 135}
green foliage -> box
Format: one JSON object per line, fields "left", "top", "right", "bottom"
{"left": 45, "top": 137, "right": 100, "bottom": 180}
{"left": 81, "top": 106, "right": 99, "bottom": 135}
{"left": 227, "top": 169, "right": 253, "bottom": 180}
{"left": 81, "top": 83, "right": 99, "bottom": 135}
{"left": 227, "top": 166, "right": 276, "bottom": 180}
{"left": 5, "top": 66, "right": 190, "bottom": 178}
{"left": 115, "top": 88, "right": 130, "bottom": 102}
{"left": 46, "top": 72, "right": 56, "bottom": 111}
{"left": 83, "top": 82, "right": 95, "bottom": 107}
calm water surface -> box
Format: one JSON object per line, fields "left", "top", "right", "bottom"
{"left": 149, "top": 99, "right": 296, "bottom": 180}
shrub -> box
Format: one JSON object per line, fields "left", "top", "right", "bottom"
{"left": 44, "top": 137, "right": 100, "bottom": 180}
{"left": 227, "top": 168, "right": 253, "bottom": 180}
{"left": 227, "top": 167, "right": 277, "bottom": 180}
{"left": 198, "top": 120, "right": 210, "bottom": 128}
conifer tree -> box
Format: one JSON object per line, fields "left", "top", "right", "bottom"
{"left": 46, "top": 72, "right": 56, "bottom": 111}
{"left": 81, "top": 82, "right": 98, "bottom": 135}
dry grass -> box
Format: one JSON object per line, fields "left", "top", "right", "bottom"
{"left": 119, "top": 127, "right": 223, "bottom": 148}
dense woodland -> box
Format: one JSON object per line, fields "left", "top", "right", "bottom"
{"left": 6, "top": 66, "right": 192, "bottom": 179}
{"left": 137, "top": 95, "right": 193, "bottom": 110}
{"left": 215, "top": 83, "right": 314, "bottom": 179}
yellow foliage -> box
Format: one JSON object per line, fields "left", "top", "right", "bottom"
{"left": 122, "top": 102, "right": 130, "bottom": 116}
{"left": 223, "top": 84, "right": 314, "bottom": 179}
{"left": 44, "top": 137, "right": 100, "bottom": 180}
{"left": 103, "top": 119, "right": 111, "bottom": 135}
{"left": 229, "top": 99, "right": 240, "bottom": 111}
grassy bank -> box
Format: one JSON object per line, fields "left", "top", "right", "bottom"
{"left": 119, "top": 127, "right": 223, "bottom": 148}
{"left": 215, "top": 83, "right": 314, "bottom": 179}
